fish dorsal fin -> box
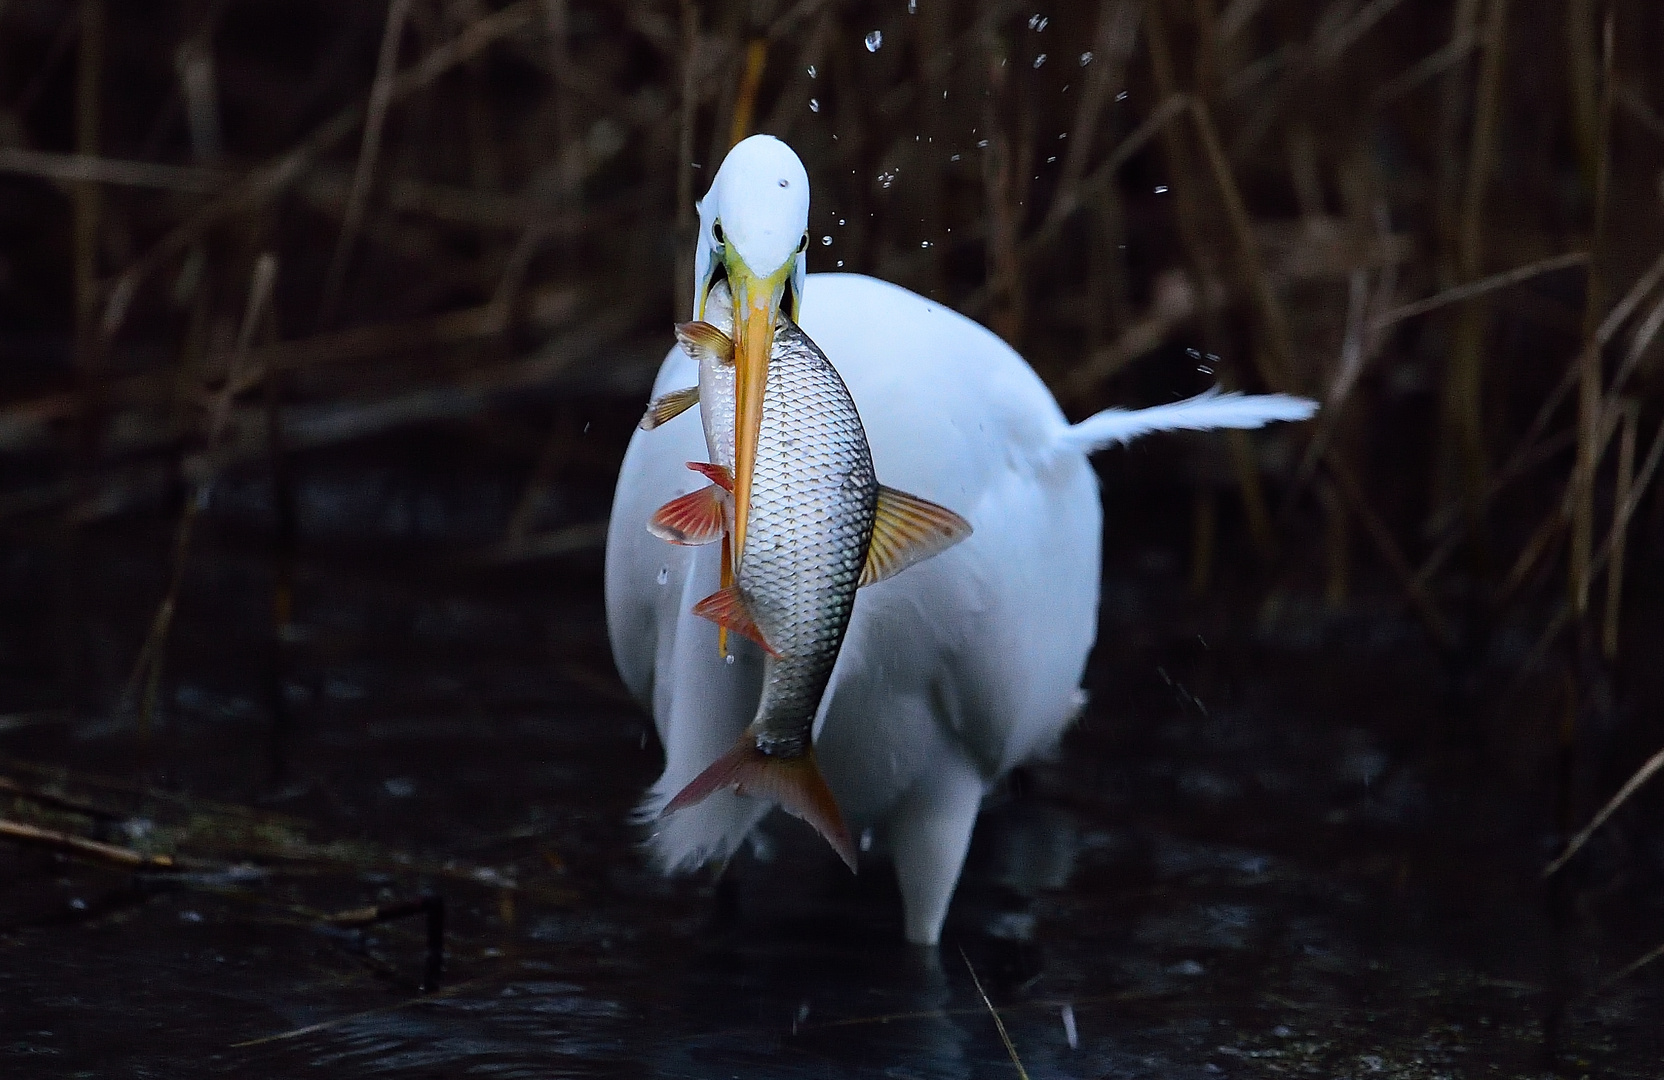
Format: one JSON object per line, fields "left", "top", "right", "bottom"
{"left": 639, "top": 386, "right": 700, "bottom": 430}
{"left": 859, "top": 486, "right": 974, "bottom": 588}
{"left": 674, "top": 321, "right": 735, "bottom": 365}
{"left": 662, "top": 742, "right": 856, "bottom": 873}
{"left": 647, "top": 487, "right": 726, "bottom": 546}
{"left": 686, "top": 460, "right": 733, "bottom": 491}
{"left": 691, "top": 585, "right": 780, "bottom": 657}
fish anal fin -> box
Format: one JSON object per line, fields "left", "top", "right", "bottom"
{"left": 663, "top": 741, "right": 857, "bottom": 873}
{"left": 691, "top": 585, "right": 778, "bottom": 657}
{"left": 686, "top": 460, "right": 734, "bottom": 491}
{"left": 859, "top": 486, "right": 974, "bottom": 587}
{"left": 674, "top": 321, "right": 735, "bottom": 365}
{"left": 647, "top": 486, "right": 726, "bottom": 546}
{"left": 639, "top": 386, "right": 700, "bottom": 430}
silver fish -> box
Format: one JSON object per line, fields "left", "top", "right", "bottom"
{"left": 661, "top": 316, "right": 876, "bottom": 870}
{"left": 645, "top": 314, "right": 974, "bottom": 870}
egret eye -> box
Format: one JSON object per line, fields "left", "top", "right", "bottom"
{"left": 798, "top": 231, "right": 810, "bottom": 253}
{"left": 712, "top": 220, "right": 725, "bottom": 245}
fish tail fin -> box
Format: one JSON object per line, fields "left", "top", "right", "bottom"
{"left": 663, "top": 740, "right": 857, "bottom": 873}
{"left": 1059, "top": 386, "right": 1317, "bottom": 455}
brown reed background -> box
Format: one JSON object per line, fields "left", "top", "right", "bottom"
{"left": 1, "top": 1, "right": 1662, "bottom": 891}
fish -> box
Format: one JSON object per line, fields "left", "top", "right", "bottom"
{"left": 647, "top": 314, "right": 972, "bottom": 871}
{"left": 638, "top": 282, "right": 738, "bottom": 557}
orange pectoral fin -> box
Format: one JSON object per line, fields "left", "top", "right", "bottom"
{"left": 647, "top": 486, "right": 727, "bottom": 546}
{"left": 686, "top": 460, "right": 734, "bottom": 491}
{"left": 859, "top": 486, "right": 975, "bottom": 587}
{"left": 691, "top": 585, "right": 778, "bottom": 657}
{"left": 662, "top": 741, "right": 857, "bottom": 873}
{"left": 674, "top": 321, "right": 735, "bottom": 364}
{"left": 639, "top": 386, "right": 700, "bottom": 430}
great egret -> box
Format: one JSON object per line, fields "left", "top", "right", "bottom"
{"left": 605, "top": 134, "right": 1316, "bottom": 945}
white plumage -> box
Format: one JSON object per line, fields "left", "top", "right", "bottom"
{"left": 607, "top": 270, "right": 1315, "bottom": 945}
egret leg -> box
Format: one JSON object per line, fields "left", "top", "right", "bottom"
{"left": 889, "top": 752, "right": 986, "bottom": 946}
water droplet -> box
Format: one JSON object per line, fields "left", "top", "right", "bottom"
{"left": 1186, "top": 348, "right": 1202, "bottom": 358}
{"left": 1197, "top": 365, "right": 1214, "bottom": 374}
{"left": 1033, "top": 53, "right": 1046, "bottom": 68}
{"left": 821, "top": 235, "right": 832, "bottom": 246}
{"left": 724, "top": 654, "right": 736, "bottom": 665}
{"left": 949, "top": 153, "right": 961, "bottom": 161}
{"left": 1080, "top": 50, "right": 1094, "bottom": 65}
{"left": 807, "top": 64, "right": 816, "bottom": 78}
{"left": 865, "top": 29, "right": 882, "bottom": 52}
{"left": 1028, "top": 13, "right": 1048, "bottom": 31}
{"left": 809, "top": 98, "right": 819, "bottom": 113}
{"left": 920, "top": 240, "right": 932, "bottom": 248}
{"left": 976, "top": 139, "right": 989, "bottom": 148}
{"left": 656, "top": 566, "right": 669, "bottom": 585}
{"left": 837, "top": 218, "right": 845, "bottom": 225}
{"left": 836, "top": 260, "right": 844, "bottom": 267}
{"left": 908, "top": 0, "right": 917, "bottom": 11}
{"left": 877, "top": 169, "right": 896, "bottom": 188}
{"left": 1154, "top": 184, "right": 1168, "bottom": 194}
{"left": 1115, "top": 89, "right": 1128, "bottom": 101}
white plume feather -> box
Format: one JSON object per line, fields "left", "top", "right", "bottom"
{"left": 1059, "top": 386, "right": 1318, "bottom": 455}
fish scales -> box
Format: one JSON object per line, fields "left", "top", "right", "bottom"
{"left": 740, "top": 319, "right": 878, "bottom": 757}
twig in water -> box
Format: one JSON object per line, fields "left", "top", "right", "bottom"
{"left": 0, "top": 816, "right": 176, "bottom": 870}
{"left": 960, "top": 947, "right": 1030, "bottom": 1079}
{"left": 326, "top": 894, "right": 446, "bottom": 992}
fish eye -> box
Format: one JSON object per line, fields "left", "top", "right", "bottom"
{"left": 712, "top": 220, "right": 725, "bottom": 245}
{"left": 798, "top": 231, "right": 809, "bottom": 253}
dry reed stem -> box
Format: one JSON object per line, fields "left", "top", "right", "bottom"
{"left": 1545, "top": 742, "right": 1664, "bottom": 878}
{"left": 121, "top": 255, "right": 279, "bottom": 727}
{"left": 1047, "top": 0, "right": 1140, "bottom": 231}
{"left": 0, "top": 147, "right": 223, "bottom": 192}
{"left": 1513, "top": 415, "right": 1664, "bottom": 678}
{"left": 319, "top": 0, "right": 414, "bottom": 330}
{"left": 1436, "top": 0, "right": 1509, "bottom": 566}
{"left": 729, "top": 39, "right": 769, "bottom": 147}
{"left": 101, "top": 0, "right": 541, "bottom": 344}
{"left": 1371, "top": 29, "right": 1478, "bottom": 106}
{"left": 1327, "top": 458, "right": 1457, "bottom": 648}
{"left": 1601, "top": 400, "right": 1637, "bottom": 658}
{"left": 1374, "top": 252, "right": 1590, "bottom": 329}
{"left": 1189, "top": 97, "right": 1295, "bottom": 393}
{"left": 674, "top": 0, "right": 700, "bottom": 319}
{"left": 1568, "top": 8, "right": 1615, "bottom": 620}
{"left": 1596, "top": 938, "right": 1664, "bottom": 992}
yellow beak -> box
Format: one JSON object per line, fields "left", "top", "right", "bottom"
{"left": 726, "top": 255, "right": 792, "bottom": 571}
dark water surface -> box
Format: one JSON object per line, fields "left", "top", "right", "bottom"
{"left": 1, "top": 419, "right": 1659, "bottom": 1079}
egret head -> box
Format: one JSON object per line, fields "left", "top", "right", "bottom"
{"left": 693, "top": 134, "right": 810, "bottom": 560}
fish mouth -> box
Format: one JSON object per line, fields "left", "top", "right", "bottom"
{"left": 724, "top": 253, "right": 793, "bottom": 569}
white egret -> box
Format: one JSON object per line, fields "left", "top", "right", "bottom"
{"left": 605, "top": 134, "right": 1316, "bottom": 946}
